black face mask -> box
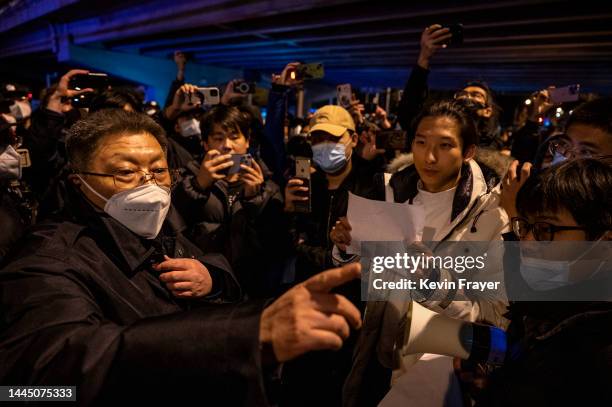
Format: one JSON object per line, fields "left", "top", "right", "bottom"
{"left": 455, "top": 97, "right": 487, "bottom": 113}
{"left": 454, "top": 98, "right": 498, "bottom": 143}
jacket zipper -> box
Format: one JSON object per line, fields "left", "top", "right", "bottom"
{"left": 326, "top": 192, "right": 334, "bottom": 248}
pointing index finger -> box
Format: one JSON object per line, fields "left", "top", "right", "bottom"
{"left": 303, "top": 263, "right": 361, "bottom": 293}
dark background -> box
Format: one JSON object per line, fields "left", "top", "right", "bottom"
{"left": 1, "top": 0, "right": 610, "bottom": 122}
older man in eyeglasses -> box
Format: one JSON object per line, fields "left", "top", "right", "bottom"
{"left": 0, "top": 109, "right": 363, "bottom": 406}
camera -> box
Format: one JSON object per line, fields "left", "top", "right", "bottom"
{"left": 233, "top": 81, "right": 256, "bottom": 94}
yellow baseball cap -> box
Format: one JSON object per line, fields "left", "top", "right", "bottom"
{"left": 309, "top": 105, "right": 355, "bottom": 137}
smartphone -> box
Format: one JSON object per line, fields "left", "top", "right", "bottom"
{"left": 549, "top": 84, "right": 580, "bottom": 104}
{"left": 226, "top": 153, "right": 253, "bottom": 175}
{"left": 233, "top": 81, "right": 256, "bottom": 94}
{"left": 69, "top": 92, "right": 96, "bottom": 108}
{"left": 196, "top": 87, "right": 220, "bottom": 106}
{"left": 437, "top": 23, "right": 464, "bottom": 46}
{"left": 298, "top": 62, "right": 325, "bottom": 80}
{"left": 181, "top": 87, "right": 220, "bottom": 109}
{"left": 378, "top": 130, "right": 407, "bottom": 150}
{"left": 68, "top": 73, "right": 109, "bottom": 91}
{"left": 293, "top": 157, "right": 311, "bottom": 214}
{"left": 337, "top": 84, "right": 352, "bottom": 108}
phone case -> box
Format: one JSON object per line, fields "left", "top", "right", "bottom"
{"left": 294, "top": 157, "right": 311, "bottom": 213}
{"left": 337, "top": 84, "right": 352, "bottom": 108}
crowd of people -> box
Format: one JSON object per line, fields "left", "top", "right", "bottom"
{"left": 0, "top": 25, "right": 611, "bottom": 406}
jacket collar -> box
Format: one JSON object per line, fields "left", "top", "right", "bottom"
{"left": 389, "top": 159, "right": 496, "bottom": 227}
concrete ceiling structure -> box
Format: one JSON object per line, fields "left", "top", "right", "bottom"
{"left": 1, "top": 0, "right": 611, "bottom": 102}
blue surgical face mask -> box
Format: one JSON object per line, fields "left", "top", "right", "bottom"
{"left": 312, "top": 141, "right": 350, "bottom": 173}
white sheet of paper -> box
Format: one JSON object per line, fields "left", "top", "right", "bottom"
{"left": 346, "top": 192, "right": 425, "bottom": 255}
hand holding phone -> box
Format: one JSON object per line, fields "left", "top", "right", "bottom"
{"left": 239, "top": 155, "right": 264, "bottom": 198}
{"left": 548, "top": 84, "right": 580, "bottom": 104}
{"left": 68, "top": 73, "right": 109, "bottom": 91}
{"left": 227, "top": 153, "right": 252, "bottom": 175}
{"left": 196, "top": 150, "right": 233, "bottom": 190}
{"left": 437, "top": 24, "right": 463, "bottom": 46}
{"left": 288, "top": 157, "right": 311, "bottom": 213}
{"left": 288, "top": 62, "right": 325, "bottom": 81}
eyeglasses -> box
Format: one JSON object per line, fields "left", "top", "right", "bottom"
{"left": 511, "top": 217, "right": 587, "bottom": 241}
{"left": 80, "top": 168, "right": 176, "bottom": 189}
{"left": 453, "top": 90, "right": 487, "bottom": 104}
{"left": 548, "top": 137, "right": 596, "bottom": 159}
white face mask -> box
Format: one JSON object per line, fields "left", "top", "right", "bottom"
{"left": 519, "top": 256, "right": 571, "bottom": 291}
{"left": 0, "top": 145, "right": 21, "bottom": 180}
{"left": 78, "top": 176, "right": 171, "bottom": 239}
{"left": 179, "top": 118, "right": 201, "bottom": 138}
{"left": 520, "top": 240, "right": 606, "bottom": 291}
{"left": 9, "top": 101, "right": 32, "bottom": 120}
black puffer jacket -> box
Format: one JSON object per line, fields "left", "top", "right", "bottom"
{"left": 172, "top": 158, "right": 290, "bottom": 298}
{"left": 478, "top": 301, "right": 612, "bottom": 406}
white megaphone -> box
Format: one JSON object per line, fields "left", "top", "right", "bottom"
{"left": 400, "top": 302, "right": 507, "bottom": 365}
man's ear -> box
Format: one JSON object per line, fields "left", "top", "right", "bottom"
{"left": 174, "top": 121, "right": 181, "bottom": 133}
{"left": 67, "top": 173, "right": 81, "bottom": 186}
{"left": 480, "top": 106, "right": 493, "bottom": 118}
{"left": 463, "top": 144, "right": 477, "bottom": 162}
{"left": 349, "top": 131, "right": 358, "bottom": 147}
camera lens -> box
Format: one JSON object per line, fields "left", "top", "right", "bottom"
{"left": 210, "top": 89, "right": 219, "bottom": 97}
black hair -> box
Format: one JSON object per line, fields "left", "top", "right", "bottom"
{"left": 89, "top": 87, "right": 143, "bottom": 113}
{"left": 200, "top": 104, "right": 251, "bottom": 141}
{"left": 174, "top": 109, "right": 201, "bottom": 122}
{"left": 66, "top": 109, "right": 168, "bottom": 171}
{"left": 565, "top": 97, "right": 612, "bottom": 137}
{"left": 516, "top": 158, "right": 612, "bottom": 240}
{"left": 412, "top": 99, "right": 479, "bottom": 153}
